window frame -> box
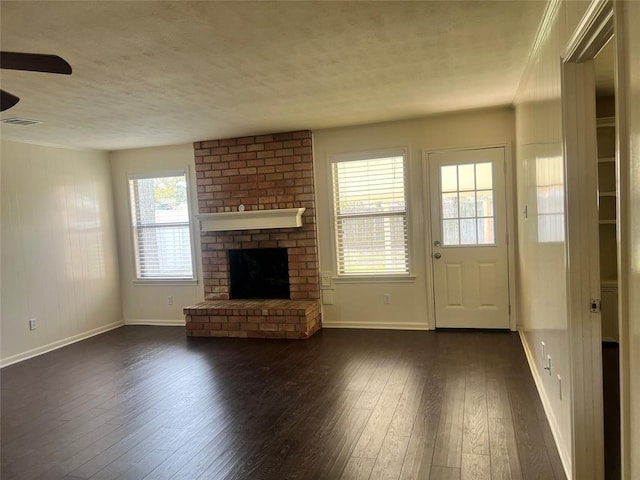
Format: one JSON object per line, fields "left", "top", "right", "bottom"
{"left": 126, "top": 169, "right": 198, "bottom": 285}
{"left": 329, "top": 147, "right": 413, "bottom": 280}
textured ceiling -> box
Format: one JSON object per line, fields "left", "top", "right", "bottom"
{"left": 0, "top": 1, "right": 547, "bottom": 151}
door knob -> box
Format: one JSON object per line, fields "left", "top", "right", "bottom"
{"left": 434, "top": 252, "right": 442, "bottom": 259}
{"left": 434, "top": 240, "right": 441, "bottom": 247}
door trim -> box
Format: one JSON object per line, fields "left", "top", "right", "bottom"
{"left": 561, "top": 1, "right": 614, "bottom": 477}
{"left": 612, "top": 3, "right": 631, "bottom": 478}
{"left": 422, "top": 143, "right": 516, "bottom": 331}
{"left": 562, "top": 59, "right": 604, "bottom": 480}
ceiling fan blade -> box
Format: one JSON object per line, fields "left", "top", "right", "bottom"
{"left": 0, "top": 52, "right": 72, "bottom": 75}
{"left": 1, "top": 89, "right": 20, "bottom": 112}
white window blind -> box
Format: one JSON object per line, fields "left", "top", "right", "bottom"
{"left": 128, "top": 173, "right": 194, "bottom": 280}
{"left": 332, "top": 152, "right": 409, "bottom": 275}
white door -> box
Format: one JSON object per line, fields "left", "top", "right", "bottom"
{"left": 428, "top": 147, "right": 510, "bottom": 329}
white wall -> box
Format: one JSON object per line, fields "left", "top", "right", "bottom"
{"left": 513, "top": 0, "right": 591, "bottom": 475}
{"left": 1, "top": 141, "right": 122, "bottom": 366}
{"left": 619, "top": 2, "right": 640, "bottom": 478}
{"left": 109, "top": 143, "right": 203, "bottom": 324}
{"left": 312, "top": 108, "right": 515, "bottom": 329}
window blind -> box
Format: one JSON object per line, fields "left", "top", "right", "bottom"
{"left": 129, "top": 174, "right": 194, "bottom": 280}
{"left": 332, "top": 153, "right": 409, "bottom": 275}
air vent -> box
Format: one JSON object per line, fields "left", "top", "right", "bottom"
{"left": 1, "top": 117, "right": 42, "bottom": 126}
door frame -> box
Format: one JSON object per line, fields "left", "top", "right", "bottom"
{"left": 612, "top": 3, "right": 631, "bottom": 477}
{"left": 561, "top": 0, "right": 617, "bottom": 478}
{"left": 422, "top": 143, "right": 517, "bottom": 331}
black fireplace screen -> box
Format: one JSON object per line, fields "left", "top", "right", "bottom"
{"left": 228, "top": 248, "right": 290, "bottom": 299}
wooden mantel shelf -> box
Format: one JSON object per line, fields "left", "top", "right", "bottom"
{"left": 196, "top": 208, "right": 305, "bottom": 232}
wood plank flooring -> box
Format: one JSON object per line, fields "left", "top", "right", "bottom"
{"left": 602, "top": 342, "right": 620, "bottom": 480}
{"left": 1, "top": 327, "right": 566, "bottom": 480}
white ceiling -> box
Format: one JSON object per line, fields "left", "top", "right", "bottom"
{"left": 0, "top": 1, "right": 547, "bottom": 151}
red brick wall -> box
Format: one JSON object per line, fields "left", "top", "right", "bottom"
{"left": 193, "top": 130, "right": 319, "bottom": 301}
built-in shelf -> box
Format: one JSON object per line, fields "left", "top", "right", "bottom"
{"left": 196, "top": 208, "right": 305, "bottom": 232}
{"left": 597, "top": 116, "right": 617, "bottom": 229}
{"left": 597, "top": 116, "right": 615, "bottom": 128}
{"left": 596, "top": 110, "right": 618, "bottom": 335}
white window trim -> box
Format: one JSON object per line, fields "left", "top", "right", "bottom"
{"left": 126, "top": 168, "right": 198, "bottom": 284}
{"left": 329, "top": 147, "right": 413, "bottom": 280}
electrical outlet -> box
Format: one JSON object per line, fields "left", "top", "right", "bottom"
{"left": 167, "top": 295, "right": 174, "bottom": 306}
{"left": 28, "top": 318, "right": 37, "bottom": 330}
{"left": 322, "top": 290, "right": 334, "bottom": 305}
{"left": 383, "top": 293, "right": 391, "bottom": 304}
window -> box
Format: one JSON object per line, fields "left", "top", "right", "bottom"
{"left": 440, "top": 162, "right": 495, "bottom": 246}
{"left": 535, "top": 154, "right": 565, "bottom": 243}
{"left": 332, "top": 150, "right": 409, "bottom": 275}
{"left": 128, "top": 172, "right": 195, "bottom": 281}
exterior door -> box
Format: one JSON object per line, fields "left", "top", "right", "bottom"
{"left": 428, "top": 147, "right": 509, "bottom": 329}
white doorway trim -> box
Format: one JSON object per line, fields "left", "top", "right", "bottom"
{"left": 561, "top": 0, "right": 614, "bottom": 478}
{"left": 561, "top": 60, "right": 604, "bottom": 480}
{"left": 612, "top": 3, "right": 631, "bottom": 478}
{"left": 422, "top": 143, "right": 517, "bottom": 331}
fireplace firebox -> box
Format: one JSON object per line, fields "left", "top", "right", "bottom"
{"left": 229, "top": 248, "right": 290, "bottom": 299}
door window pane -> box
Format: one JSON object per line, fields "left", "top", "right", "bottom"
{"left": 460, "top": 219, "right": 477, "bottom": 244}
{"left": 443, "top": 219, "right": 460, "bottom": 245}
{"left": 442, "top": 193, "right": 459, "bottom": 219}
{"left": 441, "top": 165, "right": 458, "bottom": 192}
{"left": 475, "top": 162, "right": 493, "bottom": 190}
{"left": 440, "top": 162, "right": 495, "bottom": 246}
{"left": 476, "top": 190, "right": 494, "bottom": 216}
{"left": 459, "top": 191, "right": 476, "bottom": 218}
{"left": 458, "top": 164, "right": 475, "bottom": 191}
{"left": 477, "top": 218, "right": 495, "bottom": 244}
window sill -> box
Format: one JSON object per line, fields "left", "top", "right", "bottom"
{"left": 133, "top": 279, "right": 198, "bottom": 286}
{"left": 332, "top": 275, "right": 416, "bottom": 284}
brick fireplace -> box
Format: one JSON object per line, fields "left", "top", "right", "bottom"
{"left": 184, "top": 130, "right": 321, "bottom": 339}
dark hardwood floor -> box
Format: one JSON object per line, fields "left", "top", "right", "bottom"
{"left": 1, "top": 327, "right": 566, "bottom": 480}
{"left": 602, "top": 342, "right": 620, "bottom": 480}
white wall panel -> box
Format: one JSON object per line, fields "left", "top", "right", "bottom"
{"left": 1, "top": 141, "right": 122, "bottom": 365}
{"left": 313, "top": 108, "right": 515, "bottom": 329}
{"left": 513, "top": 0, "right": 593, "bottom": 474}
{"left": 109, "top": 143, "right": 203, "bottom": 324}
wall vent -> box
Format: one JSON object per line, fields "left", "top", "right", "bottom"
{"left": 1, "top": 117, "right": 42, "bottom": 126}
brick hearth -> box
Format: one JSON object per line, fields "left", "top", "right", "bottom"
{"left": 186, "top": 130, "right": 321, "bottom": 339}
{"left": 184, "top": 299, "right": 320, "bottom": 339}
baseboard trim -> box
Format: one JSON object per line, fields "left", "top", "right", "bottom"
{"left": 124, "top": 319, "right": 186, "bottom": 327}
{"left": 518, "top": 328, "right": 572, "bottom": 480}
{"left": 0, "top": 321, "right": 125, "bottom": 368}
{"left": 322, "top": 321, "right": 429, "bottom": 330}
